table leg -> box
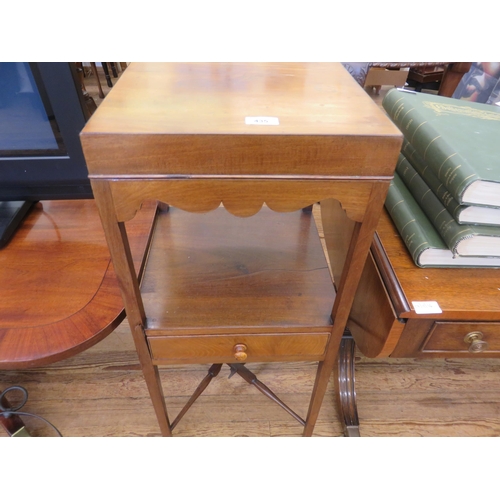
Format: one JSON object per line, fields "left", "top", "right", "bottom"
{"left": 334, "top": 332, "right": 360, "bottom": 437}
{"left": 303, "top": 183, "right": 388, "bottom": 436}
{"left": 170, "top": 364, "right": 222, "bottom": 430}
{"left": 102, "top": 63, "right": 113, "bottom": 87}
{"left": 90, "top": 62, "right": 105, "bottom": 99}
{"left": 228, "top": 363, "right": 306, "bottom": 426}
{"left": 110, "top": 63, "right": 118, "bottom": 78}
{"left": 439, "top": 62, "right": 472, "bottom": 97}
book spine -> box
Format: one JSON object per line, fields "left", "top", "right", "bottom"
{"left": 395, "top": 153, "right": 474, "bottom": 254}
{"left": 385, "top": 173, "right": 446, "bottom": 267}
{"left": 401, "top": 140, "right": 465, "bottom": 221}
{"left": 382, "top": 90, "right": 479, "bottom": 203}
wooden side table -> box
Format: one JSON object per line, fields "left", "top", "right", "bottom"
{"left": 0, "top": 199, "right": 155, "bottom": 436}
{"left": 81, "top": 62, "right": 402, "bottom": 436}
{"left": 325, "top": 200, "right": 500, "bottom": 435}
{"left": 0, "top": 200, "right": 155, "bottom": 369}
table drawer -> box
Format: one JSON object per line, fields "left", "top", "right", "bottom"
{"left": 422, "top": 322, "right": 500, "bottom": 355}
{"left": 148, "top": 333, "right": 330, "bottom": 364}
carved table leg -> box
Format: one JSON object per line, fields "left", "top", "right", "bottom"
{"left": 90, "top": 62, "right": 105, "bottom": 99}
{"left": 334, "top": 332, "right": 360, "bottom": 437}
{"left": 170, "top": 364, "right": 223, "bottom": 431}
{"left": 109, "top": 62, "right": 118, "bottom": 78}
{"left": 102, "top": 63, "right": 113, "bottom": 87}
{"left": 228, "top": 363, "right": 306, "bottom": 426}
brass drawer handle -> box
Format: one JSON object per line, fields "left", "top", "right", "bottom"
{"left": 233, "top": 344, "right": 248, "bottom": 362}
{"left": 464, "top": 331, "right": 489, "bottom": 353}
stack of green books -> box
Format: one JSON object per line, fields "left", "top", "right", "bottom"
{"left": 382, "top": 89, "right": 500, "bottom": 268}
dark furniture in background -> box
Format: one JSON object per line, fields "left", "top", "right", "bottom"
{"left": 0, "top": 62, "right": 93, "bottom": 248}
{"left": 342, "top": 62, "right": 472, "bottom": 97}
{"left": 91, "top": 63, "right": 128, "bottom": 98}
{"left": 406, "top": 65, "right": 446, "bottom": 92}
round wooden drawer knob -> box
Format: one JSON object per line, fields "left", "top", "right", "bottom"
{"left": 464, "top": 331, "right": 489, "bottom": 353}
{"left": 233, "top": 344, "right": 248, "bottom": 362}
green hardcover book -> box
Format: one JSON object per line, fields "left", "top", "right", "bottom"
{"left": 385, "top": 173, "right": 500, "bottom": 268}
{"left": 401, "top": 139, "right": 500, "bottom": 226}
{"left": 396, "top": 154, "right": 500, "bottom": 257}
{"left": 383, "top": 88, "right": 500, "bottom": 208}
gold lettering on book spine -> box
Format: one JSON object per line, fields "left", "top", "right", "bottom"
{"left": 423, "top": 101, "right": 500, "bottom": 121}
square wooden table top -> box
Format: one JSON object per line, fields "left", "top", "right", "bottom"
{"left": 80, "top": 62, "right": 402, "bottom": 179}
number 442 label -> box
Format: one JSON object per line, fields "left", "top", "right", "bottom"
{"left": 245, "top": 116, "right": 280, "bottom": 125}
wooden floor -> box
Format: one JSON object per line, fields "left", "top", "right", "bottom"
{"left": 1, "top": 68, "right": 500, "bottom": 437}
{"left": 3, "top": 309, "right": 500, "bottom": 437}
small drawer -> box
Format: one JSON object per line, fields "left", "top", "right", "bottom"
{"left": 422, "top": 322, "right": 500, "bottom": 355}
{"left": 148, "top": 332, "right": 330, "bottom": 364}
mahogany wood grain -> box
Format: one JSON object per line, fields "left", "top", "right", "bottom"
{"left": 91, "top": 182, "right": 172, "bottom": 436}
{"left": 391, "top": 319, "right": 500, "bottom": 359}
{"left": 3, "top": 188, "right": 499, "bottom": 437}
{"left": 228, "top": 363, "right": 306, "bottom": 426}
{"left": 0, "top": 200, "right": 156, "bottom": 370}
{"left": 82, "top": 63, "right": 398, "bottom": 136}
{"left": 321, "top": 198, "right": 405, "bottom": 357}
{"left": 81, "top": 63, "right": 401, "bottom": 178}
{"left": 141, "top": 207, "right": 335, "bottom": 332}
{"left": 303, "top": 181, "right": 390, "bottom": 435}
{"left": 149, "top": 333, "right": 330, "bottom": 364}
{"left": 83, "top": 134, "right": 401, "bottom": 179}
{"left": 370, "top": 233, "right": 410, "bottom": 315}
{"left": 320, "top": 197, "right": 357, "bottom": 287}
{"left": 345, "top": 208, "right": 500, "bottom": 359}
{"left": 423, "top": 322, "right": 500, "bottom": 354}
{"left": 376, "top": 209, "right": 500, "bottom": 322}
{"left": 104, "top": 179, "right": 378, "bottom": 222}
{"left": 81, "top": 62, "right": 402, "bottom": 436}
{"left": 333, "top": 336, "right": 360, "bottom": 436}
{"left": 346, "top": 252, "right": 406, "bottom": 358}
{"left": 170, "top": 363, "right": 222, "bottom": 430}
